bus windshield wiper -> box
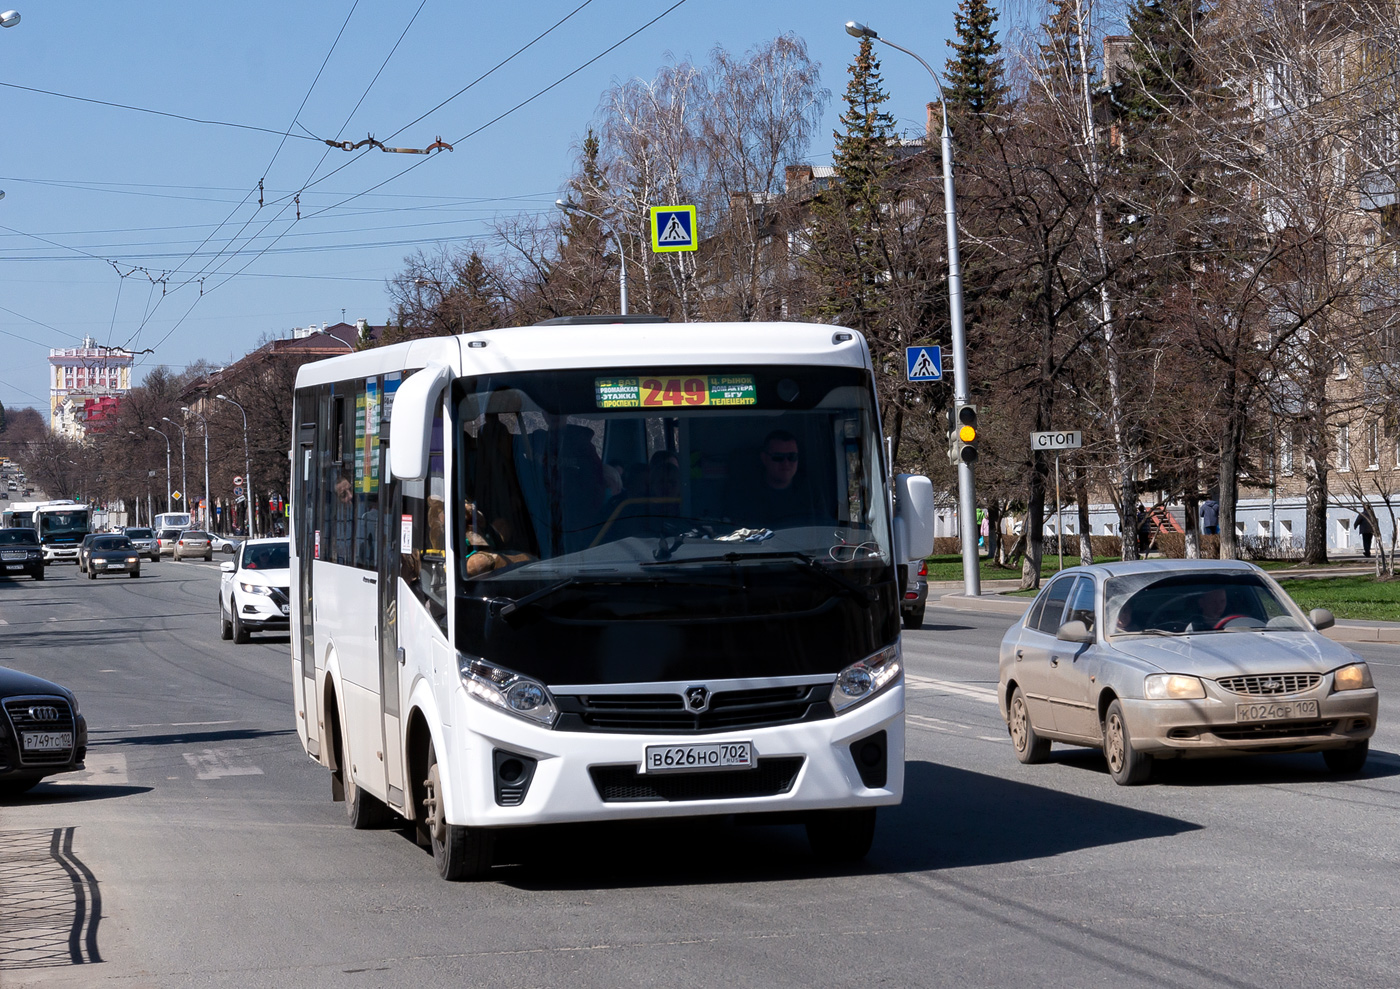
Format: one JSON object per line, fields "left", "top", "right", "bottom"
{"left": 642, "top": 550, "right": 879, "bottom": 604}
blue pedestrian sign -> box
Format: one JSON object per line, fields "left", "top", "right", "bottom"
{"left": 906, "top": 346, "right": 942, "bottom": 382}
{"left": 650, "top": 205, "right": 698, "bottom": 253}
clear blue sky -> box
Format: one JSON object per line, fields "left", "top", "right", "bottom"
{"left": 0, "top": 0, "right": 973, "bottom": 413}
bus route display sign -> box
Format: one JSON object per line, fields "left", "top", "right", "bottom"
{"left": 595, "top": 374, "right": 756, "bottom": 409}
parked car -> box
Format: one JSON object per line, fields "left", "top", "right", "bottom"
{"left": 173, "top": 530, "right": 214, "bottom": 562}
{"left": 122, "top": 527, "right": 160, "bottom": 563}
{"left": 210, "top": 533, "right": 242, "bottom": 554}
{"left": 76, "top": 533, "right": 105, "bottom": 573}
{"left": 157, "top": 528, "right": 183, "bottom": 556}
{"left": 218, "top": 537, "right": 290, "bottom": 643}
{"left": 0, "top": 527, "right": 44, "bottom": 581}
{"left": 998, "top": 559, "right": 1378, "bottom": 785}
{"left": 0, "top": 665, "right": 87, "bottom": 797}
{"left": 84, "top": 535, "right": 141, "bottom": 579}
{"left": 902, "top": 559, "right": 928, "bottom": 630}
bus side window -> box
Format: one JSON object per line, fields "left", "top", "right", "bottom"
{"left": 399, "top": 415, "right": 447, "bottom": 633}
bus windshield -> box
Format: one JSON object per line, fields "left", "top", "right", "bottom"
{"left": 452, "top": 365, "right": 891, "bottom": 604}
{"left": 40, "top": 509, "right": 89, "bottom": 537}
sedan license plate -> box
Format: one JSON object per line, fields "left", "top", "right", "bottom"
{"left": 643, "top": 741, "right": 753, "bottom": 774}
{"left": 1236, "top": 699, "right": 1319, "bottom": 722}
{"left": 22, "top": 731, "right": 72, "bottom": 752}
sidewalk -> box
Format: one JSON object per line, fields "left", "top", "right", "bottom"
{"left": 931, "top": 580, "right": 1400, "bottom": 642}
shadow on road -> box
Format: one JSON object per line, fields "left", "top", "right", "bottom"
{"left": 488, "top": 760, "right": 1200, "bottom": 890}
{"left": 1046, "top": 745, "right": 1400, "bottom": 787}
{"left": 88, "top": 726, "right": 295, "bottom": 747}
{"left": 1, "top": 783, "right": 153, "bottom": 805}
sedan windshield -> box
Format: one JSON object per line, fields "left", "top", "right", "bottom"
{"left": 1106, "top": 571, "right": 1306, "bottom": 635}
{"left": 451, "top": 365, "right": 892, "bottom": 610}
{"left": 93, "top": 537, "right": 131, "bottom": 550}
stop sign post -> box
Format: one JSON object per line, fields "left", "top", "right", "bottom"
{"left": 1031, "top": 430, "right": 1082, "bottom": 571}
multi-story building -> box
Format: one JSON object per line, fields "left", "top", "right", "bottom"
{"left": 49, "top": 336, "right": 132, "bottom": 439}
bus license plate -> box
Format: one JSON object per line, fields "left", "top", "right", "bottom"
{"left": 1236, "top": 700, "right": 1319, "bottom": 722}
{"left": 23, "top": 731, "right": 72, "bottom": 752}
{"left": 643, "top": 741, "right": 753, "bottom": 774}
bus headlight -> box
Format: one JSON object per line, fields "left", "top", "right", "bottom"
{"left": 830, "top": 645, "right": 902, "bottom": 714}
{"left": 459, "top": 656, "right": 558, "bottom": 726}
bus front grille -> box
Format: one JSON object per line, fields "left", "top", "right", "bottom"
{"left": 589, "top": 757, "right": 804, "bottom": 802}
{"left": 554, "top": 685, "right": 832, "bottom": 733}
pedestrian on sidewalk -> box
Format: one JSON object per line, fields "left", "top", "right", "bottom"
{"left": 1201, "top": 496, "right": 1220, "bottom": 536}
{"left": 1355, "top": 510, "right": 1374, "bottom": 558}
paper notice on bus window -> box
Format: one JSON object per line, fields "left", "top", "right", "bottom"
{"left": 401, "top": 515, "right": 413, "bottom": 555}
{"left": 594, "top": 374, "right": 756, "bottom": 409}
{"left": 314, "top": 529, "right": 321, "bottom": 560}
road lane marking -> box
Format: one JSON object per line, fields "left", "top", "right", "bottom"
{"left": 182, "top": 747, "right": 264, "bottom": 780}
{"left": 906, "top": 674, "right": 999, "bottom": 703}
{"left": 907, "top": 713, "right": 1008, "bottom": 743}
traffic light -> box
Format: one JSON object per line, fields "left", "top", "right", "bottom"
{"left": 952, "top": 403, "right": 978, "bottom": 466}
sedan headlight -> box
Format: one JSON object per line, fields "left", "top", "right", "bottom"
{"left": 459, "top": 656, "right": 558, "bottom": 726}
{"left": 126, "top": 556, "right": 139, "bottom": 563}
{"left": 1332, "top": 663, "right": 1373, "bottom": 692}
{"left": 830, "top": 644, "right": 903, "bottom": 714}
{"left": 1144, "top": 673, "right": 1206, "bottom": 700}
{"left": 239, "top": 582, "right": 273, "bottom": 596}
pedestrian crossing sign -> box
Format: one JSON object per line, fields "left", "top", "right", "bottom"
{"left": 650, "top": 205, "right": 698, "bottom": 253}
{"left": 906, "top": 345, "right": 943, "bottom": 382}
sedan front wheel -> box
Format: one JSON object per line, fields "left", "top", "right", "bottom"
{"left": 1103, "top": 699, "right": 1152, "bottom": 785}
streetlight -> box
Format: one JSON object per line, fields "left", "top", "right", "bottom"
{"left": 182, "top": 406, "right": 210, "bottom": 531}
{"left": 215, "top": 395, "right": 253, "bottom": 538}
{"left": 161, "top": 417, "right": 187, "bottom": 519}
{"left": 1, "top": 11, "right": 20, "bottom": 29}
{"left": 146, "top": 426, "right": 172, "bottom": 511}
{"left": 556, "top": 199, "right": 629, "bottom": 315}
{"left": 845, "top": 20, "right": 979, "bottom": 596}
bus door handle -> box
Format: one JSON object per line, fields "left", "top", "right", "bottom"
{"left": 397, "top": 647, "right": 406, "bottom": 667}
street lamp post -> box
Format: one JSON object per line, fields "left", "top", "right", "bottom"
{"left": 146, "top": 426, "right": 172, "bottom": 511}
{"left": 556, "top": 199, "right": 628, "bottom": 315}
{"left": 162, "top": 417, "right": 187, "bottom": 519}
{"left": 845, "top": 20, "right": 980, "bottom": 596}
{"left": 182, "top": 407, "right": 211, "bottom": 530}
{"left": 216, "top": 395, "right": 253, "bottom": 538}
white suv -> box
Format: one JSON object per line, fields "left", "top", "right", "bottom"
{"left": 218, "top": 538, "right": 290, "bottom": 644}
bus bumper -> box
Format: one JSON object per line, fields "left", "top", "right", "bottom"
{"left": 42, "top": 547, "right": 79, "bottom": 564}
{"left": 443, "top": 682, "right": 905, "bottom": 828}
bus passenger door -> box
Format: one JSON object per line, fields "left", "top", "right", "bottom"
{"left": 295, "top": 420, "right": 320, "bottom": 758}
{"left": 377, "top": 401, "right": 406, "bottom": 810}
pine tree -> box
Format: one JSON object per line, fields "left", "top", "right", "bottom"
{"left": 1115, "top": 0, "right": 1206, "bottom": 122}
{"left": 805, "top": 37, "right": 897, "bottom": 329}
{"left": 944, "top": 0, "right": 1007, "bottom": 116}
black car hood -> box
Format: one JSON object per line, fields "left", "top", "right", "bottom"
{"left": 0, "top": 665, "right": 71, "bottom": 698}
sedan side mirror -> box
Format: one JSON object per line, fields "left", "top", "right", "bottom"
{"left": 1308, "top": 608, "right": 1335, "bottom": 631}
{"left": 1056, "top": 619, "right": 1095, "bottom": 644}
{"left": 220, "top": 561, "right": 235, "bottom": 574}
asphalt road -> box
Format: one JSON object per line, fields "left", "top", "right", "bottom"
{"left": 2, "top": 562, "right": 1399, "bottom": 988}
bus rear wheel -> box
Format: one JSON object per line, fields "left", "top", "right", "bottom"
{"left": 424, "top": 742, "right": 493, "bottom": 881}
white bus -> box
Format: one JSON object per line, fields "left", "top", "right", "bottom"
{"left": 152, "top": 512, "right": 192, "bottom": 532}
{"left": 290, "top": 319, "right": 935, "bottom": 880}
{"left": 36, "top": 501, "right": 90, "bottom": 563}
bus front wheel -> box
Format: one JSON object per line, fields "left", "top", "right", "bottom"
{"left": 423, "top": 742, "right": 493, "bottom": 881}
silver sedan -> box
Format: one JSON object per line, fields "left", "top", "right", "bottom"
{"left": 998, "top": 559, "right": 1378, "bottom": 785}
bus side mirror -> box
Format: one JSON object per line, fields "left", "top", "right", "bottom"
{"left": 388, "top": 363, "right": 452, "bottom": 482}
{"left": 893, "top": 474, "right": 936, "bottom": 562}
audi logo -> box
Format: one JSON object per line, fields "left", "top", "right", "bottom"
{"left": 28, "top": 706, "right": 61, "bottom": 722}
